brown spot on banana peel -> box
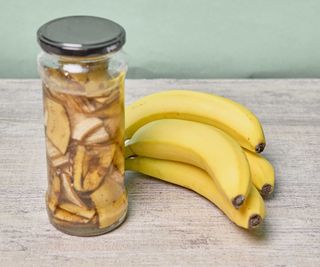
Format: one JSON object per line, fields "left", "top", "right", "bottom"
{"left": 248, "top": 214, "right": 262, "bottom": 229}
{"left": 80, "top": 145, "right": 116, "bottom": 192}
{"left": 255, "top": 143, "right": 266, "bottom": 153}
{"left": 260, "top": 184, "right": 273, "bottom": 199}
{"left": 82, "top": 167, "right": 108, "bottom": 192}
{"left": 232, "top": 195, "right": 245, "bottom": 209}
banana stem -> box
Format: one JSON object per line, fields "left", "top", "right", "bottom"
{"left": 249, "top": 214, "right": 262, "bottom": 229}
{"left": 260, "top": 184, "right": 273, "bottom": 198}
{"left": 232, "top": 195, "right": 245, "bottom": 209}
{"left": 255, "top": 143, "right": 266, "bottom": 153}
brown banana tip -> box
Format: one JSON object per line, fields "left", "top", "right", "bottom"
{"left": 261, "top": 184, "right": 273, "bottom": 198}
{"left": 255, "top": 143, "right": 266, "bottom": 153}
{"left": 249, "top": 214, "right": 262, "bottom": 229}
{"left": 232, "top": 195, "right": 245, "bottom": 209}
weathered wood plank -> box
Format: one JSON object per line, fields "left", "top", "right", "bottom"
{"left": 0, "top": 79, "right": 319, "bottom": 267}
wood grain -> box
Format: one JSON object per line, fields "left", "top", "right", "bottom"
{"left": 0, "top": 79, "right": 319, "bottom": 267}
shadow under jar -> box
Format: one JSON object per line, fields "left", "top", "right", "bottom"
{"left": 37, "top": 16, "right": 128, "bottom": 236}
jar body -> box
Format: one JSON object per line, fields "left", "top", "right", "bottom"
{"left": 38, "top": 51, "right": 128, "bottom": 236}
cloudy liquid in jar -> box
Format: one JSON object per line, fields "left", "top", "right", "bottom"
{"left": 42, "top": 61, "right": 127, "bottom": 236}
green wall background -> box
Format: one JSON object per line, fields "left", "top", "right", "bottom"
{"left": 1, "top": 0, "right": 320, "bottom": 78}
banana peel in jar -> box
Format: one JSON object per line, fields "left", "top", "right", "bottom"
{"left": 95, "top": 96, "right": 109, "bottom": 104}
{"left": 51, "top": 152, "right": 70, "bottom": 168}
{"left": 74, "top": 144, "right": 116, "bottom": 192}
{"left": 60, "top": 61, "right": 92, "bottom": 84}
{"left": 64, "top": 93, "right": 99, "bottom": 115}
{"left": 112, "top": 146, "right": 125, "bottom": 175}
{"left": 84, "top": 126, "right": 109, "bottom": 145}
{"left": 82, "top": 152, "right": 90, "bottom": 178}
{"left": 44, "top": 109, "right": 48, "bottom": 126}
{"left": 67, "top": 95, "right": 94, "bottom": 114}
{"left": 46, "top": 139, "right": 62, "bottom": 159}
{"left": 110, "top": 166, "right": 124, "bottom": 184}
{"left": 61, "top": 163, "right": 73, "bottom": 177}
{"left": 60, "top": 173, "right": 86, "bottom": 207}
{"left": 45, "top": 98, "right": 71, "bottom": 154}
{"left": 47, "top": 89, "right": 84, "bottom": 114}
{"left": 71, "top": 114, "right": 103, "bottom": 141}
{"left": 73, "top": 145, "right": 86, "bottom": 191}
{"left": 45, "top": 85, "right": 93, "bottom": 116}
{"left": 93, "top": 94, "right": 122, "bottom": 118}
{"left": 44, "top": 67, "right": 84, "bottom": 95}
{"left": 97, "top": 144, "right": 116, "bottom": 166}
{"left": 90, "top": 177, "right": 127, "bottom": 228}
{"left": 84, "top": 70, "right": 121, "bottom": 98}
{"left": 82, "top": 145, "right": 116, "bottom": 191}
{"left": 100, "top": 88, "right": 120, "bottom": 106}
{"left": 82, "top": 168, "right": 109, "bottom": 192}
{"left": 81, "top": 98, "right": 99, "bottom": 113}
{"left": 103, "top": 115, "right": 121, "bottom": 139}
{"left": 47, "top": 174, "right": 61, "bottom": 213}
{"left": 65, "top": 93, "right": 105, "bottom": 114}
{"left": 95, "top": 193, "right": 127, "bottom": 229}
{"left": 58, "top": 203, "right": 95, "bottom": 220}
{"left": 53, "top": 208, "right": 90, "bottom": 224}
{"left": 44, "top": 69, "right": 97, "bottom": 122}
{"left": 58, "top": 59, "right": 107, "bottom": 91}
{"left": 60, "top": 62, "right": 109, "bottom": 98}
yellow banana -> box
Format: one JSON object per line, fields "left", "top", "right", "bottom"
{"left": 126, "top": 119, "right": 251, "bottom": 208}
{"left": 125, "top": 90, "right": 265, "bottom": 153}
{"left": 126, "top": 144, "right": 275, "bottom": 199}
{"left": 125, "top": 157, "right": 265, "bottom": 229}
{"left": 244, "top": 150, "right": 275, "bottom": 198}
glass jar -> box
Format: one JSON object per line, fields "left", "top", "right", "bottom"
{"left": 37, "top": 16, "right": 128, "bottom": 236}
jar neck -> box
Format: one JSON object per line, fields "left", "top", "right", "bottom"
{"left": 38, "top": 49, "right": 127, "bottom": 74}
{"left": 42, "top": 49, "right": 123, "bottom": 63}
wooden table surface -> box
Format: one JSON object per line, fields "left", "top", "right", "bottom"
{"left": 0, "top": 79, "right": 319, "bottom": 267}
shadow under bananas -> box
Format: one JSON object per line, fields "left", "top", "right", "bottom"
{"left": 242, "top": 221, "right": 268, "bottom": 241}
{"left": 125, "top": 171, "right": 269, "bottom": 240}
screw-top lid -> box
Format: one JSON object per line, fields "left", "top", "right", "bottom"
{"left": 37, "top": 16, "right": 126, "bottom": 56}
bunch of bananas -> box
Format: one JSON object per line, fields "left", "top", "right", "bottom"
{"left": 124, "top": 90, "right": 275, "bottom": 229}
